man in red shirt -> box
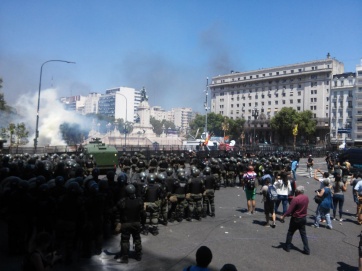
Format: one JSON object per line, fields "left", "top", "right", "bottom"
{"left": 280, "top": 185, "right": 310, "bottom": 255}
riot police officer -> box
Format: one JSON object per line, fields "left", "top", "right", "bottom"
{"left": 114, "top": 184, "right": 145, "bottom": 264}
{"left": 203, "top": 167, "right": 216, "bottom": 217}
{"left": 187, "top": 168, "right": 205, "bottom": 221}
{"left": 142, "top": 173, "right": 163, "bottom": 235}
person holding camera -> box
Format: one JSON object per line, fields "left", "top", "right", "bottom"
{"left": 313, "top": 178, "right": 333, "bottom": 229}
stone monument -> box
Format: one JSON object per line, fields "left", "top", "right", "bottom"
{"left": 130, "top": 87, "right": 156, "bottom": 137}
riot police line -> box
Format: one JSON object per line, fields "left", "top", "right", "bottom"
{"left": 0, "top": 150, "right": 326, "bottom": 266}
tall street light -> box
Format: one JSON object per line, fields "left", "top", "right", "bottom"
{"left": 251, "top": 107, "right": 259, "bottom": 148}
{"left": 34, "top": 60, "right": 75, "bottom": 153}
{"left": 117, "top": 93, "right": 128, "bottom": 146}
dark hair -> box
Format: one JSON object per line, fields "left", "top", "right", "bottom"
{"left": 196, "top": 246, "right": 213, "bottom": 268}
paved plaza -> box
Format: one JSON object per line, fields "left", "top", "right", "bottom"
{"left": 1, "top": 157, "right": 361, "bottom": 271}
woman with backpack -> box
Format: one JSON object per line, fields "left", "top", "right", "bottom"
{"left": 261, "top": 177, "right": 277, "bottom": 228}
{"left": 242, "top": 166, "right": 257, "bottom": 215}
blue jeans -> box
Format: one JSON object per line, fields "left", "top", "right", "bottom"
{"left": 315, "top": 206, "right": 332, "bottom": 228}
{"left": 275, "top": 195, "right": 288, "bottom": 214}
{"left": 292, "top": 169, "right": 297, "bottom": 180}
{"left": 332, "top": 194, "right": 344, "bottom": 218}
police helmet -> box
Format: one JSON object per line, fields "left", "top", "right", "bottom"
{"left": 125, "top": 184, "right": 136, "bottom": 195}
{"left": 148, "top": 173, "right": 156, "bottom": 183}
{"left": 166, "top": 167, "right": 174, "bottom": 176}
{"left": 140, "top": 171, "right": 147, "bottom": 181}
{"left": 117, "top": 172, "right": 128, "bottom": 183}
{"left": 203, "top": 167, "right": 211, "bottom": 175}
{"left": 192, "top": 168, "right": 200, "bottom": 177}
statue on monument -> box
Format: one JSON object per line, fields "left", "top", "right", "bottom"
{"left": 140, "top": 86, "right": 148, "bottom": 102}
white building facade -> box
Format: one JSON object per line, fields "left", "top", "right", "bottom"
{"left": 354, "top": 62, "right": 362, "bottom": 145}
{"left": 83, "top": 92, "right": 101, "bottom": 115}
{"left": 209, "top": 57, "right": 344, "bottom": 144}
{"left": 98, "top": 87, "right": 141, "bottom": 122}
{"left": 330, "top": 73, "right": 355, "bottom": 146}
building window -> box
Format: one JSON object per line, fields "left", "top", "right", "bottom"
{"left": 291, "top": 70, "right": 294, "bottom": 73}
{"left": 268, "top": 101, "right": 271, "bottom": 105}
{"left": 282, "top": 100, "right": 286, "bottom": 104}
{"left": 290, "top": 100, "right": 293, "bottom": 104}
{"left": 297, "top": 99, "right": 301, "bottom": 103}
{"left": 275, "top": 101, "right": 278, "bottom": 105}
{"left": 276, "top": 72, "right": 279, "bottom": 75}
{"left": 297, "top": 106, "right": 301, "bottom": 111}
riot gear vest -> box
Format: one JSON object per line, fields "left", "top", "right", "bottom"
{"left": 165, "top": 177, "right": 175, "bottom": 193}
{"left": 119, "top": 197, "right": 144, "bottom": 223}
{"left": 144, "top": 184, "right": 160, "bottom": 202}
{"left": 173, "top": 180, "right": 187, "bottom": 195}
{"left": 204, "top": 175, "right": 215, "bottom": 190}
{"left": 189, "top": 177, "right": 204, "bottom": 194}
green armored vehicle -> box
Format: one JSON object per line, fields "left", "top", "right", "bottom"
{"left": 84, "top": 138, "right": 118, "bottom": 174}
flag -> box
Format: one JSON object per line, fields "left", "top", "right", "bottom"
{"left": 293, "top": 124, "right": 298, "bottom": 136}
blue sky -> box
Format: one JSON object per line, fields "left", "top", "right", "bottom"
{"left": 1, "top": 0, "right": 361, "bottom": 113}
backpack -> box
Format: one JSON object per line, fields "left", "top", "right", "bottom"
{"left": 245, "top": 174, "right": 256, "bottom": 190}
{"left": 267, "top": 185, "right": 278, "bottom": 202}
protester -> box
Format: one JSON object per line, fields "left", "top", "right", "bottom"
{"left": 183, "top": 245, "right": 213, "bottom": 271}
{"left": 242, "top": 166, "right": 257, "bottom": 214}
{"left": 261, "top": 177, "right": 276, "bottom": 228}
{"left": 280, "top": 186, "right": 310, "bottom": 255}
{"left": 332, "top": 174, "right": 348, "bottom": 221}
{"left": 314, "top": 179, "right": 333, "bottom": 229}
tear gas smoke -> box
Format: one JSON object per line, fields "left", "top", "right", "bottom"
{"left": 12, "top": 88, "right": 91, "bottom": 146}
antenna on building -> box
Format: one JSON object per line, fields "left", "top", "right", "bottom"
{"left": 327, "top": 52, "right": 330, "bottom": 59}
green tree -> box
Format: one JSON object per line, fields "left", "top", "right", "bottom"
{"left": 270, "top": 108, "right": 317, "bottom": 145}
{"left": 2, "top": 122, "right": 29, "bottom": 147}
{"left": 228, "top": 117, "right": 246, "bottom": 143}
{"left": 270, "top": 107, "right": 299, "bottom": 145}
{"left": 298, "top": 110, "right": 317, "bottom": 142}
{"left": 189, "top": 113, "right": 226, "bottom": 138}
{"left": 150, "top": 117, "right": 163, "bottom": 135}
{"left": 60, "top": 122, "right": 87, "bottom": 145}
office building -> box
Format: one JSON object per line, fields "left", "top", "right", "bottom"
{"left": 209, "top": 56, "right": 344, "bottom": 143}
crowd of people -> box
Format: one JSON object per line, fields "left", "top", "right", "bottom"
{"left": 0, "top": 149, "right": 361, "bottom": 269}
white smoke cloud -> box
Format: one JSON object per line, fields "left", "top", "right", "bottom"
{"left": 15, "top": 88, "right": 86, "bottom": 146}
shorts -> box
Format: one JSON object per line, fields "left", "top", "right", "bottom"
{"left": 264, "top": 201, "right": 275, "bottom": 214}
{"left": 245, "top": 188, "right": 256, "bottom": 200}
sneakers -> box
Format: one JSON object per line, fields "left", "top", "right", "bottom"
{"left": 271, "top": 223, "right": 276, "bottom": 228}
{"left": 339, "top": 218, "right": 343, "bottom": 222}
{"left": 302, "top": 250, "right": 310, "bottom": 255}
{"left": 118, "top": 256, "right": 128, "bottom": 264}
{"left": 312, "top": 224, "right": 319, "bottom": 228}
{"left": 326, "top": 225, "right": 333, "bottom": 230}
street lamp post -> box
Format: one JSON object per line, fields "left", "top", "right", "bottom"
{"left": 204, "top": 77, "right": 209, "bottom": 135}
{"left": 251, "top": 108, "right": 259, "bottom": 148}
{"left": 117, "top": 93, "right": 128, "bottom": 147}
{"left": 34, "top": 60, "right": 75, "bottom": 153}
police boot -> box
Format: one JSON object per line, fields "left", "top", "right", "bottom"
{"left": 149, "top": 226, "right": 159, "bottom": 236}
{"left": 168, "top": 213, "right": 175, "bottom": 223}
{"left": 120, "top": 256, "right": 128, "bottom": 264}
{"left": 135, "top": 253, "right": 142, "bottom": 261}
{"left": 141, "top": 225, "right": 149, "bottom": 235}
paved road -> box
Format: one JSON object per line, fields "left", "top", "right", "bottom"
{"left": 1, "top": 158, "right": 361, "bottom": 271}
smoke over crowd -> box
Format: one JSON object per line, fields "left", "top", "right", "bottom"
{"left": 5, "top": 88, "right": 91, "bottom": 147}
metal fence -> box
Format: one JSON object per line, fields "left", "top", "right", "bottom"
{"left": 1, "top": 144, "right": 331, "bottom": 159}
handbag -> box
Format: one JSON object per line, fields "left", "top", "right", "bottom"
{"left": 314, "top": 195, "right": 323, "bottom": 204}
